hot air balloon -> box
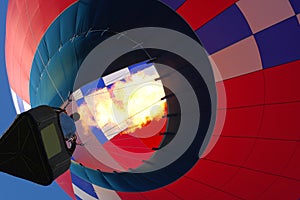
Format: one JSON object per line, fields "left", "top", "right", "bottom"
{"left": 3, "top": 0, "right": 300, "bottom": 199}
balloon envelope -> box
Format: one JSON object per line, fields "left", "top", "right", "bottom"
{"left": 4, "top": 0, "right": 300, "bottom": 199}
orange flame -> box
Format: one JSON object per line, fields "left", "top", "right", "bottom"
{"left": 77, "top": 67, "right": 167, "bottom": 139}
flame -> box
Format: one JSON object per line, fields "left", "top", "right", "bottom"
{"left": 77, "top": 66, "right": 167, "bottom": 139}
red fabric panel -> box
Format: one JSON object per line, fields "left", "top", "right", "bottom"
{"left": 72, "top": 143, "right": 114, "bottom": 172}
{"left": 212, "top": 109, "right": 226, "bottom": 135}
{"left": 103, "top": 140, "right": 152, "bottom": 171}
{"left": 5, "top": 0, "right": 76, "bottom": 102}
{"left": 219, "top": 106, "right": 263, "bottom": 137}
{"left": 140, "top": 188, "right": 181, "bottom": 200}
{"left": 111, "top": 118, "right": 167, "bottom": 151}
{"left": 223, "top": 169, "right": 277, "bottom": 199}
{"left": 177, "top": 0, "right": 238, "bottom": 30}
{"left": 258, "top": 178, "right": 300, "bottom": 199}
{"left": 116, "top": 192, "right": 145, "bottom": 200}
{"left": 55, "top": 170, "right": 76, "bottom": 200}
{"left": 283, "top": 143, "right": 300, "bottom": 180}
{"left": 222, "top": 71, "right": 265, "bottom": 108}
{"left": 205, "top": 137, "right": 255, "bottom": 166}
{"left": 244, "top": 140, "right": 298, "bottom": 175}
{"left": 166, "top": 176, "right": 216, "bottom": 199}
{"left": 186, "top": 159, "right": 239, "bottom": 188}
{"left": 207, "top": 190, "right": 241, "bottom": 200}
{"left": 259, "top": 102, "right": 300, "bottom": 140}
{"left": 110, "top": 134, "right": 152, "bottom": 153}
{"left": 264, "top": 60, "right": 300, "bottom": 104}
{"left": 216, "top": 82, "right": 227, "bottom": 109}
{"left": 202, "top": 109, "right": 226, "bottom": 157}
{"left": 134, "top": 158, "right": 268, "bottom": 200}
{"left": 140, "top": 133, "right": 165, "bottom": 149}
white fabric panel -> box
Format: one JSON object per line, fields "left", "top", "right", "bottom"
{"left": 73, "top": 184, "right": 98, "bottom": 200}
{"left": 73, "top": 89, "right": 84, "bottom": 101}
{"left": 23, "top": 100, "right": 31, "bottom": 111}
{"left": 93, "top": 184, "right": 121, "bottom": 200}
{"left": 102, "top": 68, "right": 130, "bottom": 86}
{"left": 10, "top": 88, "right": 21, "bottom": 114}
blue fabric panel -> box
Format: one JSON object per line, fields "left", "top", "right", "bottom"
{"left": 76, "top": 98, "right": 85, "bottom": 107}
{"left": 128, "top": 62, "right": 153, "bottom": 74}
{"left": 70, "top": 163, "right": 113, "bottom": 190}
{"left": 159, "top": 0, "right": 186, "bottom": 10}
{"left": 31, "top": 39, "right": 79, "bottom": 107}
{"left": 16, "top": 94, "right": 25, "bottom": 112}
{"left": 36, "top": 41, "right": 50, "bottom": 70}
{"left": 87, "top": 170, "right": 114, "bottom": 190}
{"left": 255, "top": 16, "right": 300, "bottom": 69}
{"left": 31, "top": 65, "right": 57, "bottom": 106}
{"left": 91, "top": 126, "right": 108, "bottom": 144}
{"left": 39, "top": 53, "right": 70, "bottom": 106}
{"left": 71, "top": 163, "right": 139, "bottom": 191}
{"left": 97, "top": 78, "right": 105, "bottom": 89}
{"left": 71, "top": 162, "right": 133, "bottom": 191}
{"left": 114, "top": 171, "right": 161, "bottom": 191}
{"left": 106, "top": 83, "right": 116, "bottom": 90}
{"left": 196, "top": 4, "right": 252, "bottom": 54}
{"left": 80, "top": 80, "right": 99, "bottom": 96}
{"left": 31, "top": 46, "right": 45, "bottom": 77}
{"left": 77, "top": 77, "right": 104, "bottom": 96}
{"left": 59, "top": 4, "right": 77, "bottom": 44}
{"left": 30, "top": 2, "right": 105, "bottom": 107}
{"left": 57, "top": 42, "right": 80, "bottom": 90}
{"left": 102, "top": 172, "right": 131, "bottom": 191}
{"left": 44, "top": 19, "right": 61, "bottom": 58}
{"left": 100, "top": 172, "right": 135, "bottom": 191}
{"left": 75, "top": 195, "right": 82, "bottom": 200}
{"left": 70, "top": 163, "right": 91, "bottom": 182}
{"left": 74, "top": 2, "right": 93, "bottom": 34}
{"left": 71, "top": 173, "right": 98, "bottom": 199}
{"left": 290, "top": 0, "right": 300, "bottom": 14}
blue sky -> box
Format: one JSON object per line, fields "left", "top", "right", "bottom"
{"left": 0, "top": 1, "right": 70, "bottom": 199}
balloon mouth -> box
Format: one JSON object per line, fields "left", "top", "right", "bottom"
{"left": 70, "top": 33, "right": 216, "bottom": 174}
{"left": 72, "top": 62, "right": 170, "bottom": 139}
{"left": 67, "top": 59, "right": 179, "bottom": 171}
